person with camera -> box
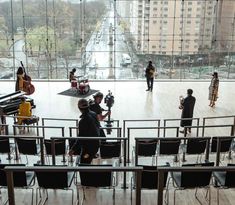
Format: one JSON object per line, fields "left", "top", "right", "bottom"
{"left": 89, "top": 92, "right": 111, "bottom": 137}
{"left": 179, "top": 89, "right": 196, "bottom": 134}
{"left": 145, "top": 61, "right": 156, "bottom": 92}
{"left": 69, "top": 99, "right": 100, "bottom": 164}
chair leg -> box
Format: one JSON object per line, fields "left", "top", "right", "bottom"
{"left": 173, "top": 189, "right": 178, "bottom": 205}
{"left": 217, "top": 188, "right": 220, "bottom": 205}
{"left": 29, "top": 188, "right": 34, "bottom": 205}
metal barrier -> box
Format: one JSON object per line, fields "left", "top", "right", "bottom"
{"left": 51, "top": 136, "right": 128, "bottom": 188}
{"left": 134, "top": 137, "right": 211, "bottom": 166}
{"left": 0, "top": 135, "right": 45, "bottom": 164}
{"left": 3, "top": 115, "right": 39, "bottom": 135}
{"left": 5, "top": 166, "right": 143, "bottom": 205}
{"left": 69, "top": 126, "right": 122, "bottom": 138}
{"left": 163, "top": 117, "right": 200, "bottom": 137}
{"left": 184, "top": 124, "right": 235, "bottom": 137}
{"left": 0, "top": 124, "right": 9, "bottom": 135}
{"left": 202, "top": 115, "right": 235, "bottom": 136}
{"left": 123, "top": 119, "right": 161, "bottom": 139}
{"left": 127, "top": 127, "right": 179, "bottom": 163}
{"left": 157, "top": 166, "right": 235, "bottom": 205}
{"left": 42, "top": 117, "right": 79, "bottom": 136}
{"left": 12, "top": 124, "right": 65, "bottom": 138}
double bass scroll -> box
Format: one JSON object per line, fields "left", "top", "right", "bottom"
{"left": 20, "top": 61, "right": 35, "bottom": 95}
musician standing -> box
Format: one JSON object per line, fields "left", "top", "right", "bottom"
{"left": 179, "top": 89, "right": 196, "bottom": 134}
{"left": 145, "top": 61, "right": 156, "bottom": 92}
{"left": 15, "top": 66, "right": 25, "bottom": 91}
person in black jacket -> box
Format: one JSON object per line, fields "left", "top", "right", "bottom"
{"left": 179, "top": 89, "right": 196, "bottom": 134}
{"left": 145, "top": 61, "right": 156, "bottom": 91}
{"left": 69, "top": 99, "right": 100, "bottom": 164}
{"left": 89, "top": 92, "right": 110, "bottom": 138}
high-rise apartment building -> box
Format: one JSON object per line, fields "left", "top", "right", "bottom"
{"left": 217, "top": 0, "right": 235, "bottom": 53}
{"left": 116, "top": 0, "right": 218, "bottom": 56}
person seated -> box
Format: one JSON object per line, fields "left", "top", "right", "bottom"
{"left": 69, "top": 68, "right": 77, "bottom": 82}
{"left": 17, "top": 97, "right": 32, "bottom": 125}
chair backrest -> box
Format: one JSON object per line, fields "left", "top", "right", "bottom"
{"left": 44, "top": 139, "right": 66, "bottom": 155}
{"left": 211, "top": 137, "right": 233, "bottom": 153}
{"left": 159, "top": 139, "right": 181, "bottom": 155}
{"left": 79, "top": 164, "right": 112, "bottom": 187}
{"left": 0, "top": 164, "right": 28, "bottom": 187}
{"left": 0, "top": 137, "right": 11, "bottom": 153}
{"left": 137, "top": 139, "right": 158, "bottom": 156}
{"left": 181, "top": 162, "right": 214, "bottom": 188}
{"left": 68, "top": 138, "right": 81, "bottom": 155}
{"left": 16, "top": 138, "right": 38, "bottom": 155}
{"left": 224, "top": 164, "right": 235, "bottom": 187}
{"left": 141, "top": 165, "right": 169, "bottom": 189}
{"left": 186, "top": 138, "right": 207, "bottom": 154}
{"left": 100, "top": 141, "right": 121, "bottom": 159}
{"left": 34, "top": 165, "right": 70, "bottom": 189}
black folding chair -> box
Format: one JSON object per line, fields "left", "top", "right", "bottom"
{"left": 131, "top": 164, "right": 169, "bottom": 204}
{"left": 211, "top": 137, "right": 233, "bottom": 163}
{"left": 182, "top": 138, "right": 208, "bottom": 163}
{"left": 170, "top": 162, "right": 214, "bottom": 205}
{"left": 157, "top": 139, "right": 181, "bottom": 165}
{"left": 213, "top": 163, "right": 235, "bottom": 205}
{"left": 68, "top": 138, "right": 81, "bottom": 165}
{"left": 78, "top": 164, "right": 115, "bottom": 205}
{"left": 44, "top": 139, "right": 66, "bottom": 164}
{"left": 34, "top": 165, "right": 75, "bottom": 205}
{"left": 133, "top": 139, "right": 158, "bottom": 165}
{"left": 0, "top": 164, "right": 35, "bottom": 205}
{"left": 16, "top": 138, "right": 40, "bottom": 164}
{"left": 0, "top": 137, "right": 13, "bottom": 161}
{"left": 100, "top": 141, "right": 121, "bottom": 165}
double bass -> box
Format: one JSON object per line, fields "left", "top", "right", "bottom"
{"left": 20, "top": 61, "right": 35, "bottom": 95}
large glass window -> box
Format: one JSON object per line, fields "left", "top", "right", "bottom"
{"left": 0, "top": 0, "right": 235, "bottom": 80}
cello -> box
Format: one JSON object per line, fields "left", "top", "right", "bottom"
{"left": 20, "top": 61, "right": 35, "bottom": 95}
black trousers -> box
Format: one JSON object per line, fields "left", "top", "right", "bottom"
{"left": 146, "top": 77, "right": 154, "bottom": 91}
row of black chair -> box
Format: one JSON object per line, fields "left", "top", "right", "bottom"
{"left": 0, "top": 137, "right": 122, "bottom": 165}
{"left": 134, "top": 137, "right": 234, "bottom": 166}
{"left": 0, "top": 163, "right": 115, "bottom": 205}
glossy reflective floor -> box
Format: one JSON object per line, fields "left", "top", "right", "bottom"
{"left": 0, "top": 80, "right": 235, "bottom": 205}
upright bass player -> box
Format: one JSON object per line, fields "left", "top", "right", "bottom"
{"left": 15, "top": 61, "right": 35, "bottom": 95}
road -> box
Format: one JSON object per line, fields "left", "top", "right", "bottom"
{"left": 85, "top": 10, "right": 134, "bottom": 79}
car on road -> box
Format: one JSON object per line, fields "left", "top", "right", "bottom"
{"left": 120, "top": 53, "right": 131, "bottom": 66}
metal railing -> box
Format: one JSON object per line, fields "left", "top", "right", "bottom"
{"left": 0, "top": 124, "right": 9, "bottom": 135}
{"left": 12, "top": 124, "right": 65, "bottom": 138}
{"left": 202, "top": 115, "right": 235, "bottom": 136}
{"left": 42, "top": 117, "right": 79, "bottom": 136}
{"left": 123, "top": 119, "right": 161, "bottom": 139}
{"left": 69, "top": 126, "right": 122, "bottom": 138}
{"left": 184, "top": 124, "right": 235, "bottom": 137}
{"left": 127, "top": 126, "right": 179, "bottom": 162}
{"left": 163, "top": 117, "right": 200, "bottom": 137}
{"left": 3, "top": 115, "right": 39, "bottom": 135}
{"left": 5, "top": 166, "right": 143, "bottom": 205}
{"left": 0, "top": 135, "right": 45, "bottom": 164}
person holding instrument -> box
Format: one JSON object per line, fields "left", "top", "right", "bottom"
{"left": 15, "top": 61, "right": 35, "bottom": 95}
{"left": 15, "top": 66, "right": 25, "bottom": 92}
